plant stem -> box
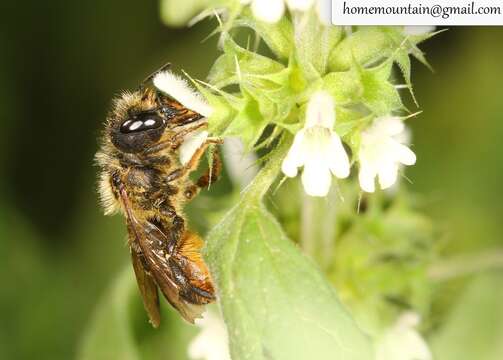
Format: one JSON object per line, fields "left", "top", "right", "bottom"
{"left": 301, "top": 191, "right": 316, "bottom": 257}
{"left": 243, "top": 135, "right": 293, "bottom": 203}
{"left": 321, "top": 186, "right": 338, "bottom": 268}
{"left": 300, "top": 186, "right": 338, "bottom": 267}
{"left": 428, "top": 248, "right": 503, "bottom": 281}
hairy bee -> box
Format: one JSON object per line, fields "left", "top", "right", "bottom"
{"left": 95, "top": 66, "right": 221, "bottom": 326}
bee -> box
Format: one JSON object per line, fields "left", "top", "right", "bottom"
{"left": 95, "top": 65, "right": 222, "bottom": 326}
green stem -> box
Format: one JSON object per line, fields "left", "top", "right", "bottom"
{"left": 428, "top": 248, "right": 503, "bottom": 281}
{"left": 300, "top": 186, "right": 338, "bottom": 267}
{"left": 243, "top": 134, "right": 293, "bottom": 203}
{"left": 300, "top": 192, "right": 316, "bottom": 257}
{"left": 321, "top": 186, "right": 338, "bottom": 268}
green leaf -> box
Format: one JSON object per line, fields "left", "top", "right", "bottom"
{"left": 314, "top": 61, "right": 403, "bottom": 117}
{"left": 431, "top": 272, "right": 503, "bottom": 360}
{"left": 222, "top": 89, "right": 268, "bottom": 150}
{"left": 204, "top": 139, "right": 374, "bottom": 360}
{"left": 393, "top": 49, "right": 418, "bottom": 105}
{"left": 78, "top": 268, "right": 196, "bottom": 360}
{"left": 77, "top": 269, "right": 141, "bottom": 360}
{"left": 208, "top": 37, "right": 286, "bottom": 88}
{"left": 329, "top": 27, "right": 396, "bottom": 72}
{"left": 358, "top": 61, "right": 404, "bottom": 115}
{"left": 192, "top": 80, "right": 240, "bottom": 136}
{"left": 234, "top": 9, "right": 294, "bottom": 60}
{"left": 159, "top": 0, "right": 209, "bottom": 27}
{"left": 329, "top": 26, "right": 436, "bottom": 73}
{"left": 320, "top": 69, "right": 363, "bottom": 104}
{"left": 293, "top": 11, "right": 342, "bottom": 80}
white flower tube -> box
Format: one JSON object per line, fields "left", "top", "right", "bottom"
{"left": 242, "top": 0, "right": 328, "bottom": 24}
{"left": 376, "top": 312, "right": 432, "bottom": 360}
{"left": 287, "top": 0, "right": 314, "bottom": 11}
{"left": 222, "top": 137, "right": 259, "bottom": 189}
{"left": 282, "top": 91, "right": 350, "bottom": 197}
{"left": 315, "top": 0, "right": 332, "bottom": 25}
{"left": 358, "top": 116, "right": 416, "bottom": 193}
{"left": 241, "top": 0, "right": 285, "bottom": 23}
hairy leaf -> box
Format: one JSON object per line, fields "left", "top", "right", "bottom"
{"left": 208, "top": 37, "right": 285, "bottom": 88}
{"left": 235, "top": 9, "right": 294, "bottom": 60}
{"left": 204, "top": 140, "right": 374, "bottom": 360}
{"left": 329, "top": 27, "right": 395, "bottom": 71}
{"left": 293, "top": 11, "right": 342, "bottom": 80}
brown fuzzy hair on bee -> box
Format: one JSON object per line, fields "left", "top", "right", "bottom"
{"left": 95, "top": 75, "right": 222, "bottom": 326}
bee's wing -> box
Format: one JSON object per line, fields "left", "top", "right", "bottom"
{"left": 118, "top": 186, "right": 204, "bottom": 324}
{"left": 130, "top": 245, "right": 161, "bottom": 328}
{"left": 137, "top": 221, "right": 206, "bottom": 323}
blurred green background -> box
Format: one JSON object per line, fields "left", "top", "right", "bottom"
{"left": 1, "top": 0, "right": 502, "bottom": 359}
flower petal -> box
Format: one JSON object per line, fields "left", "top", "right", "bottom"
{"left": 251, "top": 0, "right": 285, "bottom": 23}
{"left": 281, "top": 131, "right": 306, "bottom": 178}
{"left": 376, "top": 312, "right": 432, "bottom": 360}
{"left": 179, "top": 130, "right": 208, "bottom": 165}
{"left": 301, "top": 162, "right": 332, "bottom": 197}
{"left": 305, "top": 91, "right": 336, "bottom": 129}
{"left": 378, "top": 162, "right": 398, "bottom": 189}
{"left": 403, "top": 25, "right": 436, "bottom": 36}
{"left": 376, "top": 116, "right": 404, "bottom": 136}
{"left": 188, "top": 311, "right": 231, "bottom": 360}
{"left": 316, "top": 0, "right": 332, "bottom": 25}
{"left": 359, "top": 161, "right": 377, "bottom": 193}
{"left": 287, "top": 0, "right": 314, "bottom": 11}
{"left": 223, "top": 137, "right": 259, "bottom": 188}
{"left": 393, "top": 142, "right": 417, "bottom": 166}
{"left": 327, "top": 134, "right": 350, "bottom": 179}
{"left": 153, "top": 71, "right": 213, "bottom": 117}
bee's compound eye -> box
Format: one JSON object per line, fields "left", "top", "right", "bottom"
{"left": 120, "top": 113, "right": 165, "bottom": 134}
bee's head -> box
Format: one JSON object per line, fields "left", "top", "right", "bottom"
{"left": 109, "top": 90, "right": 205, "bottom": 154}
{"left": 110, "top": 110, "right": 168, "bottom": 154}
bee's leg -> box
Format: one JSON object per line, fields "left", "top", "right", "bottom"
{"left": 140, "top": 154, "right": 171, "bottom": 167}
{"left": 165, "top": 138, "right": 223, "bottom": 183}
{"left": 196, "top": 146, "right": 222, "bottom": 188}
{"left": 158, "top": 203, "right": 185, "bottom": 254}
{"left": 142, "top": 122, "right": 207, "bottom": 156}
{"left": 186, "top": 139, "right": 223, "bottom": 171}
{"left": 167, "top": 257, "right": 214, "bottom": 304}
{"left": 166, "top": 231, "right": 215, "bottom": 304}
{"left": 183, "top": 147, "right": 222, "bottom": 201}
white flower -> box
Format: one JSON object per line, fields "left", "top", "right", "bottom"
{"left": 403, "top": 26, "right": 436, "bottom": 36}
{"left": 222, "top": 137, "right": 259, "bottom": 189}
{"left": 315, "top": 0, "right": 332, "bottom": 25}
{"left": 282, "top": 91, "right": 350, "bottom": 197}
{"left": 153, "top": 70, "right": 213, "bottom": 117}
{"left": 188, "top": 310, "right": 231, "bottom": 360}
{"left": 376, "top": 312, "right": 432, "bottom": 360}
{"left": 358, "top": 116, "right": 416, "bottom": 193}
{"left": 241, "top": 0, "right": 330, "bottom": 24}
{"left": 243, "top": 0, "right": 285, "bottom": 23}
